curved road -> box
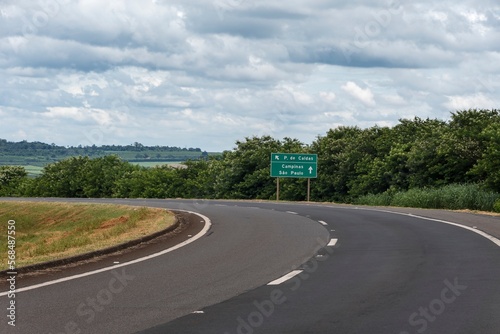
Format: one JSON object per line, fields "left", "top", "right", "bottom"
{"left": 1, "top": 199, "right": 500, "bottom": 334}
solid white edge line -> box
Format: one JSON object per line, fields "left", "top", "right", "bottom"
{"left": 327, "top": 238, "right": 338, "bottom": 247}
{"left": 0, "top": 210, "right": 212, "bottom": 296}
{"left": 271, "top": 201, "right": 500, "bottom": 248}
{"left": 368, "top": 209, "right": 500, "bottom": 248}
{"left": 320, "top": 205, "right": 500, "bottom": 248}
{"left": 319, "top": 220, "right": 328, "bottom": 226}
{"left": 267, "top": 270, "right": 303, "bottom": 285}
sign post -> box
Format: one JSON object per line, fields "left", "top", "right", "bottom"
{"left": 270, "top": 153, "right": 318, "bottom": 201}
{"left": 307, "top": 178, "right": 311, "bottom": 202}
{"left": 276, "top": 177, "right": 280, "bottom": 201}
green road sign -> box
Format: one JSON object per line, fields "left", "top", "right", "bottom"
{"left": 270, "top": 153, "right": 317, "bottom": 178}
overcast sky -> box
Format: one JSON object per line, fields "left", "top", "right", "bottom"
{"left": 1, "top": 0, "right": 499, "bottom": 151}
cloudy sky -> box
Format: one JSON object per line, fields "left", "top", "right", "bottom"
{"left": 1, "top": 0, "right": 499, "bottom": 151}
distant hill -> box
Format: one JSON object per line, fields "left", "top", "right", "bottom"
{"left": 0, "top": 139, "right": 213, "bottom": 168}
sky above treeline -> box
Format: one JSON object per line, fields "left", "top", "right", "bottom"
{"left": 1, "top": 0, "right": 499, "bottom": 151}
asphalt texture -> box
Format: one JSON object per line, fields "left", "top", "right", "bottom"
{"left": 0, "top": 199, "right": 499, "bottom": 334}
{"left": 0, "top": 199, "right": 329, "bottom": 333}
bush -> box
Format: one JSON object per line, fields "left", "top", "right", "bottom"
{"left": 355, "top": 192, "right": 392, "bottom": 206}
{"left": 355, "top": 183, "right": 499, "bottom": 211}
{"left": 493, "top": 199, "right": 500, "bottom": 213}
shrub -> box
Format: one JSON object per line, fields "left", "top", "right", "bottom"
{"left": 355, "top": 183, "right": 499, "bottom": 211}
{"left": 493, "top": 199, "right": 500, "bottom": 213}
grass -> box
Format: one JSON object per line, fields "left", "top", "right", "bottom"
{"left": 0, "top": 201, "right": 176, "bottom": 270}
{"left": 355, "top": 183, "right": 500, "bottom": 212}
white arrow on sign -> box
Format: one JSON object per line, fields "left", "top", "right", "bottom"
{"left": 308, "top": 166, "right": 313, "bottom": 174}
{"left": 275, "top": 156, "right": 279, "bottom": 160}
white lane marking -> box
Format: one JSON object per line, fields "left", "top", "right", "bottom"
{"left": 192, "top": 311, "right": 204, "bottom": 314}
{"left": 319, "top": 220, "right": 328, "bottom": 226}
{"left": 305, "top": 203, "right": 500, "bottom": 248}
{"left": 331, "top": 207, "right": 500, "bottom": 247}
{"left": 346, "top": 207, "right": 500, "bottom": 248}
{"left": 328, "top": 239, "right": 338, "bottom": 247}
{"left": 286, "top": 211, "right": 298, "bottom": 215}
{"left": 0, "top": 210, "right": 212, "bottom": 296}
{"left": 267, "top": 270, "right": 303, "bottom": 285}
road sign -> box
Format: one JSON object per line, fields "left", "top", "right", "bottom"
{"left": 270, "top": 153, "right": 317, "bottom": 178}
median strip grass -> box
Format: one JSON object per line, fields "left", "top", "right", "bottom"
{"left": 0, "top": 201, "right": 176, "bottom": 270}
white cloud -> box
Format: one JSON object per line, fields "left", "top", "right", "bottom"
{"left": 319, "top": 91, "right": 336, "bottom": 102}
{"left": 382, "top": 94, "right": 406, "bottom": 106}
{"left": 444, "top": 93, "right": 496, "bottom": 110}
{"left": 43, "top": 107, "right": 128, "bottom": 126}
{"left": 0, "top": 0, "right": 498, "bottom": 151}
{"left": 341, "top": 81, "right": 376, "bottom": 107}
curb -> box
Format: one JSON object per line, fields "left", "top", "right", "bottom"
{"left": 0, "top": 211, "right": 184, "bottom": 276}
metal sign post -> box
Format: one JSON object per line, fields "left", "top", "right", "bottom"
{"left": 307, "top": 178, "right": 310, "bottom": 202}
{"left": 276, "top": 178, "right": 280, "bottom": 201}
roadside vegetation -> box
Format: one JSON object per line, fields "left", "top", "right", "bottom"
{"left": 0, "top": 202, "right": 176, "bottom": 270}
{"left": 355, "top": 184, "right": 499, "bottom": 212}
{"left": 2, "top": 109, "right": 500, "bottom": 212}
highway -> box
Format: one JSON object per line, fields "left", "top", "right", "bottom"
{"left": 1, "top": 199, "right": 500, "bottom": 334}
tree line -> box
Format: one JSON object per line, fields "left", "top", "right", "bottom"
{"left": 2, "top": 109, "right": 500, "bottom": 206}
{"left": 0, "top": 139, "right": 202, "bottom": 157}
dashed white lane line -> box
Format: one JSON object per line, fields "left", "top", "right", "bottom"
{"left": 286, "top": 211, "right": 298, "bottom": 215}
{"left": 267, "top": 270, "right": 303, "bottom": 285}
{"left": 327, "top": 238, "right": 338, "bottom": 247}
{"left": 319, "top": 220, "right": 328, "bottom": 226}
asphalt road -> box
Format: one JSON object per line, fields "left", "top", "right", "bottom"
{"left": 1, "top": 199, "right": 500, "bottom": 334}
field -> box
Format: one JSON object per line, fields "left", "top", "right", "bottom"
{"left": 0, "top": 201, "right": 176, "bottom": 270}
{"left": 14, "top": 162, "right": 184, "bottom": 177}
{"left": 0, "top": 146, "right": 220, "bottom": 177}
{"left": 0, "top": 139, "right": 220, "bottom": 175}
{"left": 133, "top": 161, "right": 186, "bottom": 168}
{"left": 103, "top": 150, "right": 205, "bottom": 161}
{"left": 20, "top": 165, "right": 44, "bottom": 177}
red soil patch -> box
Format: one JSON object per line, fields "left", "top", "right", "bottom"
{"left": 99, "top": 215, "right": 129, "bottom": 229}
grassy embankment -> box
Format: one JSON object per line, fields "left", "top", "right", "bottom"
{"left": 0, "top": 202, "right": 176, "bottom": 270}
{"left": 355, "top": 183, "right": 500, "bottom": 212}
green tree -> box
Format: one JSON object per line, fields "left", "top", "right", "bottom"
{"left": 33, "top": 156, "right": 90, "bottom": 197}
{"left": 405, "top": 118, "right": 448, "bottom": 188}
{"left": 0, "top": 166, "right": 28, "bottom": 196}
{"left": 346, "top": 126, "right": 393, "bottom": 198}
{"left": 211, "top": 136, "right": 307, "bottom": 200}
{"left": 470, "top": 122, "right": 500, "bottom": 191}
{"left": 310, "top": 126, "right": 363, "bottom": 202}
{"left": 80, "top": 156, "right": 134, "bottom": 197}
{"left": 441, "top": 109, "right": 500, "bottom": 183}
{"left": 32, "top": 156, "right": 134, "bottom": 198}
